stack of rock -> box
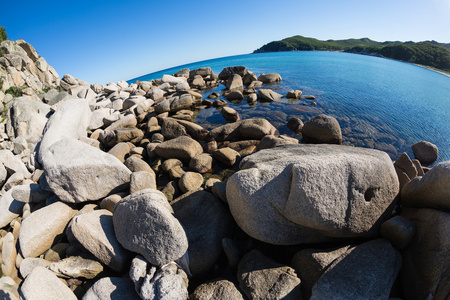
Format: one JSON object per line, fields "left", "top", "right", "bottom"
{"left": 0, "top": 39, "right": 449, "bottom": 300}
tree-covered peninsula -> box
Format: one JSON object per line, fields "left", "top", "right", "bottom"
{"left": 254, "top": 35, "right": 450, "bottom": 73}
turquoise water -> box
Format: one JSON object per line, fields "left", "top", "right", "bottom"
{"left": 129, "top": 51, "right": 450, "bottom": 163}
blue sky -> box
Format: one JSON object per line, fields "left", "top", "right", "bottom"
{"left": 2, "top": 0, "right": 449, "bottom": 84}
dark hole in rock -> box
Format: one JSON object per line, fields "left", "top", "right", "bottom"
{"left": 364, "top": 188, "right": 376, "bottom": 202}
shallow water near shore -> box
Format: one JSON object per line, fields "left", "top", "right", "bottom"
{"left": 129, "top": 51, "right": 450, "bottom": 164}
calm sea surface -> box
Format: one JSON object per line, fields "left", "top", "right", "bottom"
{"left": 129, "top": 51, "right": 450, "bottom": 163}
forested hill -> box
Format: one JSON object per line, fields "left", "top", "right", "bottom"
{"left": 254, "top": 35, "right": 450, "bottom": 73}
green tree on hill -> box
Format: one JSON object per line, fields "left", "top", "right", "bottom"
{"left": 0, "top": 25, "right": 7, "bottom": 43}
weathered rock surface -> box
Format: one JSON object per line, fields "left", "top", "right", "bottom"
{"left": 47, "top": 256, "right": 104, "bottom": 279}
{"left": 178, "top": 172, "right": 203, "bottom": 193}
{"left": 19, "top": 201, "right": 75, "bottom": 258}
{"left": 401, "top": 161, "right": 450, "bottom": 211}
{"left": 310, "top": 239, "right": 402, "bottom": 300}
{"left": 291, "top": 245, "right": 352, "bottom": 299}
{"left": 189, "top": 154, "right": 213, "bottom": 174}
{"left": 155, "top": 136, "right": 203, "bottom": 161}
{"left": 38, "top": 98, "right": 91, "bottom": 163}
{"left": 302, "top": 114, "right": 342, "bottom": 144}
{"left": 0, "top": 276, "right": 20, "bottom": 300}
{"left": 258, "top": 73, "right": 282, "bottom": 83}
{"left": 6, "top": 97, "right": 52, "bottom": 144}
{"left": 83, "top": 277, "right": 140, "bottom": 300}
{"left": 401, "top": 208, "right": 450, "bottom": 300}
{"left": 207, "top": 118, "right": 277, "bottom": 142}
{"left": 219, "top": 66, "right": 248, "bottom": 80}
{"left": 238, "top": 250, "right": 301, "bottom": 300}
{"left": 71, "top": 209, "right": 131, "bottom": 272}
{"left": 380, "top": 215, "right": 416, "bottom": 249}
{"left": 172, "top": 190, "right": 232, "bottom": 275}
{"left": 132, "top": 261, "right": 189, "bottom": 300}
{"left": 226, "top": 74, "right": 243, "bottom": 90}
{"left": 258, "top": 89, "right": 283, "bottom": 102}
{"left": 113, "top": 189, "right": 188, "bottom": 266}
{"left": 412, "top": 140, "right": 439, "bottom": 166}
{"left": 19, "top": 266, "right": 77, "bottom": 300}
{"left": 0, "top": 189, "right": 25, "bottom": 228}
{"left": 41, "top": 138, "right": 131, "bottom": 203}
{"left": 191, "top": 279, "right": 245, "bottom": 300}
{"left": 227, "top": 144, "right": 399, "bottom": 244}
{"left": 19, "top": 258, "right": 51, "bottom": 278}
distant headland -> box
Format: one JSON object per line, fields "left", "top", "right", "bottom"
{"left": 253, "top": 35, "right": 450, "bottom": 75}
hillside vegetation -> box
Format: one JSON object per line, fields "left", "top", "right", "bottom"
{"left": 254, "top": 35, "right": 450, "bottom": 73}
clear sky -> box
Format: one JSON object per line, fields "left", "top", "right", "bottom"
{"left": 2, "top": 0, "right": 449, "bottom": 84}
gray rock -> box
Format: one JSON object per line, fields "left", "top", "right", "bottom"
{"left": 191, "top": 279, "right": 245, "bottom": 300}
{"left": 170, "top": 118, "right": 209, "bottom": 140}
{"left": 258, "top": 89, "right": 283, "bottom": 102}
{"left": 219, "top": 66, "right": 248, "bottom": 80}
{"left": 302, "top": 114, "right": 342, "bottom": 144}
{"left": 19, "top": 201, "right": 76, "bottom": 258}
{"left": 48, "top": 256, "right": 103, "bottom": 279}
{"left": 1, "top": 232, "right": 17, "bottom": 279}
{"left": 155, "top": 94, "right": 194, "bottom": 114}
{"left": 161, "top": 118, "right": 188, "bottom": 140}
{"left": 189, "top": 154, "right": 213, "bottom": 174}
{"left": 213, "top": 147, "right": 240, "bottom": 167}
{"left": 221, "top": 107, "right": 240, "bottom": 122}
{"left": 100, "top": 194, "right": 123, "bottom": 213}
{"left": 6, "top": 96, "right": 51, "bottom": 144}
{"left": 11, "top": 183, "right": 51, "bottom": 203}
{"left": 0, "top": 276, "right": 20, "bottom": 300}
{"left": 243, "top": 71, "right": 258, "bottom": 86}
{"left": 401, "top": 161, "right": 450, "bottom": 211}
{"left": 286, "top": 90, "right": 303, "bottom": 99}
{"left": 226, "top": 74, "right": 243, "bottom": 90}
{"left": 258, "top": 73, "right": 282, "bottom": 83}
{"left": 0, "top": 149, "right": 32, "bottom": 178}
{"left": 139, "top": 263, "right": 188, "bottom": 300}
{"left": 178, "top": 172, "right": 203, "bottom": 193}
{"left": 41, "top": 138, "right": 131, "bottom": 203}
{"left": 238, "top": 250, "right": 301, "bottom": 300}
{"left": 380, "top": 215, "right": 416, "bottom": 249}
{"left": 113, "top": 189, "right": 188, "bottom": 266}
{"left": 172, "top": 190, "right": 232, "bottom": 275}
{"left": 0, "top": 189, "right": 25, "bottom": 228}
{"left": 287, "top": 117, "right": 303, "bottom": 134}
{"left": 124, "top": 156, "right": 153, "bottom": 173}
{"left": 207, "top": 118, "right": 277, "bottom": 142}
{"left": 412, "top": 141, "right": 439, "bottom": 166}
{"left": 38, "top": 98, "right": 91, "bottom": 164}
{"left": 256, "top": 135, "right": 299, "bottom": 151}
{"left": 310, "top": 239, "right": 402, "bottom": 300}
{"left": 19, "top": 257, "right": 52, "bottom": 278}
{"left": 291, "top": 245, "right": 352, "bottom": 299}
{"left": 155, "top": 136, "right": 203, "bottom": 161}
{"left": 71, "top": 209, "right": 131, "bottom": 272}
{"left": 189, "top": 67, "right": 213, "bottom": 79}
{"left": 47, "top": 91, "right": 73, "bottom": 106}
{"left": 104, "top": 114, "right": 137, "bottom": 132}
{"left": 89, "top": 108, "right": 115, "bottom": 131}
{"left": 107, "top": 142, "right": 131, "bottom": 162}
{"left": 130, "top": 171, "right": 157, "bottom": 194}
{"left": 227, "top": 144, "right": 399, "bottom": 245}
{"left": 226, "top": 90, "right": 244, "bottom": 101}
{"left": 83, "top": 277, "right": 140, "bottom": 300}
{"left": 401, "top": 208, "right": 450, "bottom": 300}
{"left": 20, "top": 266, "right": 77, "bottom": 300}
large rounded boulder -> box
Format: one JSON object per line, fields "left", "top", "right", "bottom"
{"left": 113, "top": 189, "right": 188, "bottom": 266}
{"left": 226, "top": 144, "right": 399, "bottom": 245}
{"left": 302, "top": 114, "right": 342, "bottom": 144}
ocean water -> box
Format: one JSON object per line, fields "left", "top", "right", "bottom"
{"left": 129, "top": 51, "right": 450, "bottom": 164}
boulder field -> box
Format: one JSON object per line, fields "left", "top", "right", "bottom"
{"left": 0, "top": 39, "right": 449, "bottom": 299}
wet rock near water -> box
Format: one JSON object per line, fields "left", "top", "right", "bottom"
{"left": 1, "top": 51, "right": 448, "bottom": 299}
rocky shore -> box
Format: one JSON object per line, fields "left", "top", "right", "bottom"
{"left": 0, "top": 39, "right": 449, "bottom": 299}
